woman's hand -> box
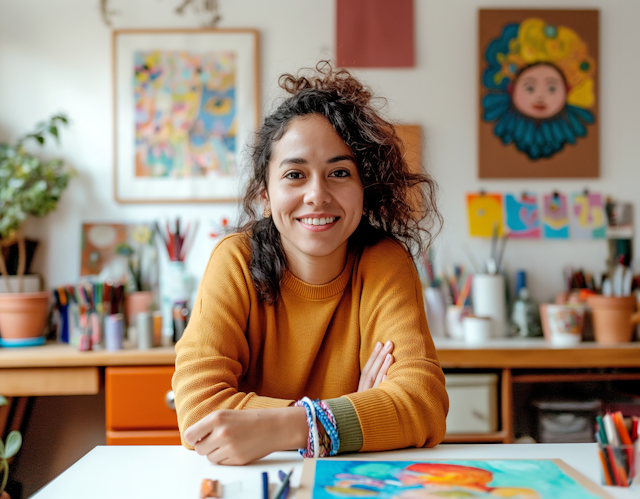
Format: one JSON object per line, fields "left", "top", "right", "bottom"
{"left": 183, "top": 406, "right": 308, "bottom": 465}
{"left": 358, "top": 340, "right": 394, "bottom": 392}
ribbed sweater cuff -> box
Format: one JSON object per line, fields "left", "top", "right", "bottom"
{"left": 346, "top": 391, "right": 401, "bottom": 452}
{"left": 325, "top": 397, "right": 363, "bottom": 454}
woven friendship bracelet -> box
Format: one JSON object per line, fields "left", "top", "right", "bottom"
{"left": 295, "top": 397, "right": 319, "bottom": 458}
{"left": 294, "top": 398, "right": 314, "bottom": 457}
{"left": 312, "top": 399, "right": 340, "bottom": 456}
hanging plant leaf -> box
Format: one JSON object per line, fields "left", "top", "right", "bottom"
{"left": 4, "top": 431, "right": 22, "bottom": 459}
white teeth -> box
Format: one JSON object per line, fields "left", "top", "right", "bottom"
{"left": 301, "top": 217, "right": 335, "bottom": 226}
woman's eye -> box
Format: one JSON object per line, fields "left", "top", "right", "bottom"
{"left": 284, "top": 171, "right": 303, "bottom": 180}
{"left": 330, "top": 169, "right": 350, "bottom": 178}
{"left": 525, "top": 85, "right": 534, "bottom": 93}
{"left": 548, "top": 85, "right": 556, "bottom": 93}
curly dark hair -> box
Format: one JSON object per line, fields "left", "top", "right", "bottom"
{"left": 238, "top": 61, "right": 442, "bottom": 303}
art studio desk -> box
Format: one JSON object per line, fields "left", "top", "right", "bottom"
{"left": 33, "top": 443, "right": 638, "bottom": 498}
{"left": 1, "top": 340, "right": 640, "bottom": 444}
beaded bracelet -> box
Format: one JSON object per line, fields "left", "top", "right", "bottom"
{"left": 312, "top": 399, "right": 340, "bottom": 456}
{"left": 295, "top": 397, "right": 319, "bottom": 458}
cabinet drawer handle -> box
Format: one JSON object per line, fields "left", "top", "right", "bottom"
{"left": 165, "top": 390, "right": 176, "bottom": 410}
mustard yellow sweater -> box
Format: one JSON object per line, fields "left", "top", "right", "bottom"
{"left": 173, "top": 233, "right": 448, "bottom": 453}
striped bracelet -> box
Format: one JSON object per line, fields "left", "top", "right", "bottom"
{"left": 312, "top": 399, "right": 340, "bottom": 456}
{"left": 295, "top": 397, "right": 319, "bottom": 458}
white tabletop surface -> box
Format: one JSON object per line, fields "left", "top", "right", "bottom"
{"left": 33, "top": 443, "right": 638, "bottom": 499}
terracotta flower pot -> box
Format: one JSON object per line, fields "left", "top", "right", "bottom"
{"left": 586, "top": 295, "right": 639, "bottom": 344}
{"left": 0, "top": 291, "right": 50, "bottom": 340}
{"left": 125, "top": 290, "right": 154, "bottom": 326}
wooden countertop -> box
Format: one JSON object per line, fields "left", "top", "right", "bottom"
{"left": 434, "top": 338, "right": 640, "bottom": 368}
{"left": 0, "top": 342, "right": 176, "bottom": 368}
{"left": 1, "top": 338, "right": 640, "bottom": 369}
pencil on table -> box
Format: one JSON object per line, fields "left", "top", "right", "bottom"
{"left": 597, "top": 446, "right": 613, "bottom": 486}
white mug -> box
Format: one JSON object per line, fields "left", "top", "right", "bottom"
{"left": 463, "top": 316, "right": 492, "bottom": 345}
{"left": 472, "top": 274, "right": 507, "bottom": 337}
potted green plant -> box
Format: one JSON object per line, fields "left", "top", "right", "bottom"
{"left": 0, "top": 115, "right": 75, "bottom": 345}
{"left": 0, "top": 396, "right": 21, "bottom": 499}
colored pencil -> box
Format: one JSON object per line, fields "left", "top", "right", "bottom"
{"left": 262, "top": 472, "right": 269, "bottom": 499}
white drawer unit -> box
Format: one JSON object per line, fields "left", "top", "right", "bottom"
{"left": 445, "top": 373, "right": 498, "bottom": 434}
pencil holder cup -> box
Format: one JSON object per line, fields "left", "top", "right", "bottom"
{"left": 542, "top": 304, "right": 585, "bottom": 346}
{"left": 424, "top": 286, "right": 447, "bottom": 338}
{"left": 472, "top": 274, "right": 507, "bottom": 338}
{"left": 445, "top": 304, "right": 465, "bottom": 340}
{"left": 597, "top": 442, "right": 638, "bottom": 487}
{"left": 586, "top": 295, "right": 639, "bottom": 344}
{"left": 124, "top": 290, "right": 153, "bottom": 326}
{"left": 160, "top": 261, "right": 192, "bottom": 345}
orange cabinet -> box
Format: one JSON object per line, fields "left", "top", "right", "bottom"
{"left": 105, "top": 366, "right": 181, "bottom": 445}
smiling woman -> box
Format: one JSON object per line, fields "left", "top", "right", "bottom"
{"left": 172, "top": 62, "right": 448, "bottom": 465}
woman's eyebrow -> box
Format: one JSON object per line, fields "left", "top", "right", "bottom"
{"left": 279, "top": 157, "right": 307, "bottom": 167}
{"left": 545, "top": 77, "right": 561, "bottom": 83}
{"left": 327, "top": 154, "right": 356, "bottom": 164}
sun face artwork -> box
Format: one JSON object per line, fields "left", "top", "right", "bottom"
{"left": 134, "top": 51, "right": 237, "bottom": 178}
{"left": 308, "top": 460, "right": 605, "bottom": 499}
{"left": 479, "top": 10, "right": 599, "bottom": 178}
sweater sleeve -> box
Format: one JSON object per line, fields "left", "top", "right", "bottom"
{"left": 172, "top": 235, "right": 293, "bottom": 449}
{"left": 345, "top": 239, "right": 449, "bottom": 452}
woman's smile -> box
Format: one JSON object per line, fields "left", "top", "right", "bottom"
{"left": 297, "top": 214, "right": 340, "bottom": 231}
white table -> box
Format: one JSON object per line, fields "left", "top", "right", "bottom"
{"left": 33, "top": 444, "right": 637, "bottom": 499}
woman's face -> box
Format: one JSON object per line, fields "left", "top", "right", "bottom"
{"left": 263, "top": 114, "right": 364, "bottom": 275}
{"left": 512, "top": 64, "right": 567, "bottom": 119}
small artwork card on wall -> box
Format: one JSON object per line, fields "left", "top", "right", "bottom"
{"left": 504, "top": 192, "right": 540, "bottom": 238}
{"left": 466, "top": 192, "right": 503, "bottom": 237}
{"left": 542, "top": 192, "right": 570, "bottom": 239}
{"left": 479, "top": 9, "right": 599, "bottom": 178}
{"left": 113, "top": 29, "right": 259, "bottom": 203}
{"left": 571, "top": 191, "right": 606, "bottom": 239}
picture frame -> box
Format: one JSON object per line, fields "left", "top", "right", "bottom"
{"left": 478, "top": 9, "right": 599, "bottom": 178}
{"left": 112, "top": 29, "right": 259, "bottom": 203}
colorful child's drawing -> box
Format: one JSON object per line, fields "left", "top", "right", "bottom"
{"left": 482, "top": 18, "right": 596, "bottom": 160}
{"left": 311, "top": 460, "right": 604, "bottom": 499}
{"left": 505, "top": 193, "right": 540, "bottom": 238}
{"left": 571, "top": 192, "right": 606, "bottom": 239}
{"left": 467, "top": 193, "right": 503, "bottom": 237}
{"left": 542, "top": 192, "right": 570, "bottom": 239}
{"left": 134, "top": 50, "right": 237, "bottom": 178}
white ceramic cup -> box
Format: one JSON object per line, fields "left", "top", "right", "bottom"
{"left": 446, "top": 304, "right": 465, "bottom": 340}
{"left": 463, "top": 316, "right": 492, "bottom": 345}
{"left": 546, "top": 304, "right": 585, "bottom": 345}
{"left": 472, "top": 274, "right": 507, "bottom": 337}
{"left": 424, "top": 287, "right": 447, "bottom": 338}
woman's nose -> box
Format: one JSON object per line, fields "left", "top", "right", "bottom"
{"left": 303, "top": 176, "right": 332, "bottom": 206}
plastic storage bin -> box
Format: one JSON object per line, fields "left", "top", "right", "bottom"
{"left": 532, "top": 399, "right": 601, "bottom": 443}
{"left": 445, "top": 373, "right": 498, "bottom": 434}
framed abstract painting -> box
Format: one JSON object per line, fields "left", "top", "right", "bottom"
{"left": 479, "top": 10, "right": 599, "bottom": 178}
{"left": 113, "top": 29, "right": 259, "bottom": 203}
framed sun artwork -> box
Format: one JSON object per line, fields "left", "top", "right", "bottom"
{"left": 113, "top": 29, "right": 259, "bottom": 203}
{"left": 479, "top": 10, "right": 599, "bottom": 178}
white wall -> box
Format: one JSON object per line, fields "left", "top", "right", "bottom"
{"left": 1, "top": 0, "right": 638, "bottom": 302}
